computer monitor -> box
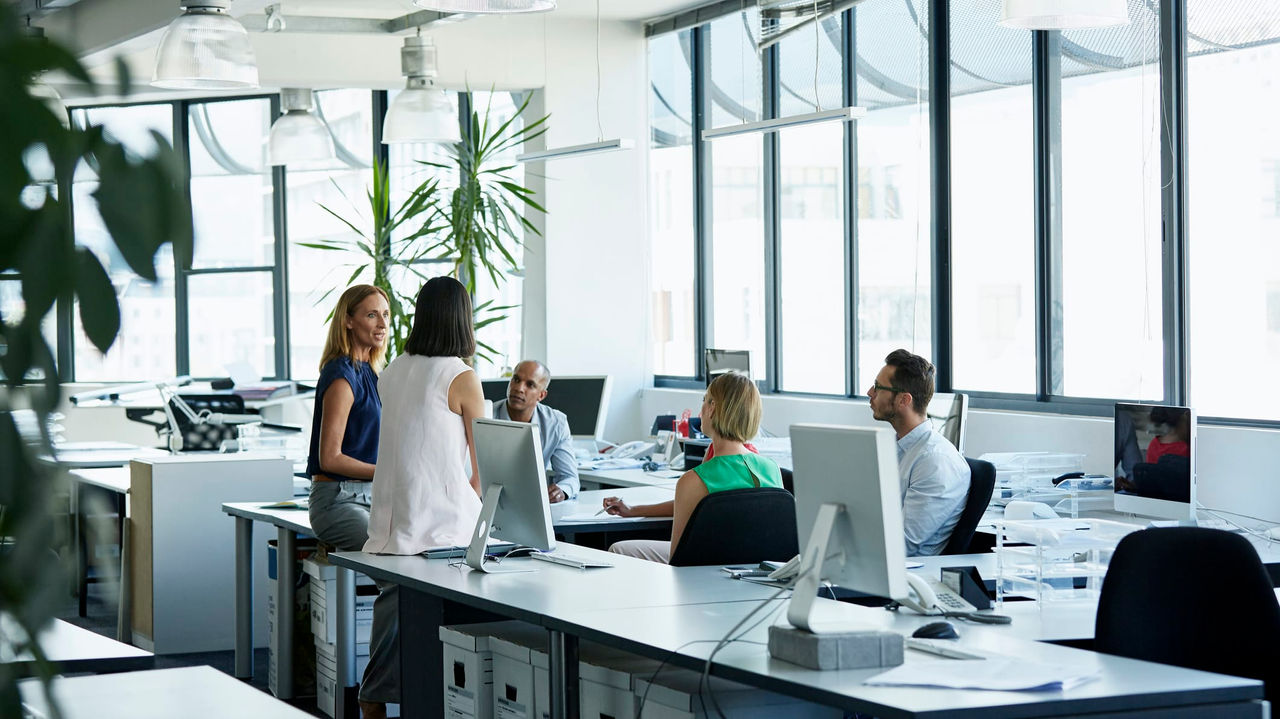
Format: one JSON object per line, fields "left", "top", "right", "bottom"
{"left": 465, "top": 418, "right": 557, "bottom": 573}
{"left": 787, "top": 424, "right": 910, "bottom": 632}
{"left": 704, "top": 349, "right": 750, "bottom": 386}
{"left": 480, "top": 375, "right": 612, "bottom": 441}
{"left": 1113, "top": 403, "right": 1196, "bottom": 522}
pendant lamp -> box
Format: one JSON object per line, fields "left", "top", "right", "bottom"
{"left": 999, "top": 0, "right": 1129, "bottom": 30}
{"left": 152, "top": 3, "right": 259, "bottom": 90}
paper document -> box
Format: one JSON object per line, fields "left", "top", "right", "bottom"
{"left": 866, "top": 658, "right": 1097, "bottom": 692}
{"left": 559, "top": 511, "right": 646, "bottom": 523}
{"left": 578, "top": 458, "right": 647, "bottom": 471}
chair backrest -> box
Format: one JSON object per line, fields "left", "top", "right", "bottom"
{"left": 779, "top": 467, "right": 794, "bottom": 495}
{"left": 941, "top": 458, "right": 996, "bottom": 555}
{"left": 668, "top": 487, "right": 799, "bottom": 567}
{"left": 1095, "top": 527, "right": 1280, "bottom": 703}
{"left": 927, "top": 392, "right": 968, "bottom": 452}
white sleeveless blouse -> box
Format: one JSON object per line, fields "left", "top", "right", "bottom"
{"left": 364, "top": 354, "right": 481, "bottom": 555}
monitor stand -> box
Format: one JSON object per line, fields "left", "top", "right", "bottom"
{"left": 465, "top": 485, "right": 534, "bottom": 574}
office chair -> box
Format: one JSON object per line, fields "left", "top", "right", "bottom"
{"left": 1094, "top": 527, "right": 1280, "bottom": 703}
{"left": 779, "top": 467, "right": 794, "bottom": 495}
{"left": 941, "top": 458, "right": 996, "bottom": 555}
{"left": 927, "top": 392, "right": 968, "bottom": 452}
{"left": 667, "top": 487, "right": 799, "bottom": 567}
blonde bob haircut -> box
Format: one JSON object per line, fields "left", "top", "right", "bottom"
{"left": 705, "top": 372, "right": 762, "bottom": 443}
{"left": 318, "top": 284, "right": 390, "bottom": 374}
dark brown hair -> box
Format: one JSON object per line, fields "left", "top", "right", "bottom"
{"left": 404, "top": 276, "right": 475, "bottom": 358}
{"left": 884, "top": 349, "right": 934, "bottom": 415}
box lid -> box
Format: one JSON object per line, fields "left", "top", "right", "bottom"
{"left": 440, "top": 620, "right": 531, "bottom": 652}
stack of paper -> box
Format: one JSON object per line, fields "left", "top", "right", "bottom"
{"left": 866, "top": 657, "right": 1097, "bottom": 692}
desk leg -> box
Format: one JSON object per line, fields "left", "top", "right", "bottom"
{"left": 74, "top": 481, "right": 86, "bottom": 617}
{"left": 276, "top": 527, "right": 297, "bottom": 699}
{"left": 400, "top": 587, "right": 503, "bottom": 718}
{"left": 336, "top": 565, "right": 357, "bottom": 719}
{"left": 548, "top": 629, "right": 579, "bottom": 719}
{"left": 117, "top": 500, "right": 132, "bottom": 644}
{"left": 233, "top": 516, "right": 254, "bottom": 680}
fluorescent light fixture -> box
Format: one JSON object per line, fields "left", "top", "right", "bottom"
{"left": 702, "top": 106, "right": 867, "bottom": 141}
{"left": 413, "top": 0, "right": 556, "bottom": 12}
{"left": 382, "top": 35, "right": 461, "bottom": 145}
{"left": 152, "top": 3, "right": 259, "bottom": 90}
{"left": 268, "top": 89, "right": 335, "bottom": 166}
{"left": 515, "top": 138, "right": 634, "bottom": 163}
{"left": 999, "top": 0, "right": 1128, "bottom": 30}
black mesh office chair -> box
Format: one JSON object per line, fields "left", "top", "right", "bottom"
{"left": 779, "top": 467, "right": 794, "bottom": 495}
{"left": 667, "top": 487, "right": 799, "bottom": 567}
{"left": 1095, "top": 527, "right": 1280, "bottom": 703}
{"left": 941, "top": 458, "right": 996, "bottom": 555}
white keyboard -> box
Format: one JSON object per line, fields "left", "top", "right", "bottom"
{"left": 529, "top": 552, "right": 613, "bottom": 569}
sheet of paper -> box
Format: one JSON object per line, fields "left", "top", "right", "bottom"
{"left": 558, "top": 512, "right": 645, "bottom": 523}
{"left": 224, "top": 360, "right": 261, "bottom": 387}
{"left": 865, "top": 657, "right": 1097, "bottom": 692}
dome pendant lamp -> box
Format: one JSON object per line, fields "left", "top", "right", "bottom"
{"left": 152, "top": 2, "right": 259, "bottom": 89}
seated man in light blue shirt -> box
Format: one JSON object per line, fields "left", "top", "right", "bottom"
{"left": 868, "top": 349, "right": 970, "bottom": 556}
{"left": 492, "top": 360, "right": 580, "bottom": 503}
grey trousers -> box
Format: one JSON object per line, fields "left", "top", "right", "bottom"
{"left": 608, "top": 539, "right": 671, "bottom": 564}
{"left": 309, "top": 480, "right": 399, "bottom": 704}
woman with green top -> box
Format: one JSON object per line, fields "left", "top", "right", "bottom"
{"left": 605, "top": 372, "right": 782, "bottom": 563}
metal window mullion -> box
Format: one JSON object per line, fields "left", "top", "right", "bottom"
{"left": 1033, "top": 31, "right": 1064, "bottom": 401}
{"left": 1161, "top": 0, "right": 1189, "bottom": 405}
{"left": 843, "top": 8, "right": 858, "bottom": 397}
{"left": 928, "top": 0, "right": 952, "bottom": 392}
{"left": 57, "top": 157, "right": 75, "bottom": 382}
{"left": 694, "top": 26, "right": 713, "bottom": 382}
{"left": 763, "top": 40, "right": 781, "bottom": 393}
{"left": 271, "top": 95, "right": 289, "bottom": 381}
{"left": 174, "top": 100, "right": 192, "bottom": 376}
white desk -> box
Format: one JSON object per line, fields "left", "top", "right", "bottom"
{"left": 67, "top": 467, "right": 132, "bottom": 635}
{"left": 329, "top": 547, "right": 1264, "bottom": 719}
{"left": 18, "top": 666, "right": 313, "bottom": 718}
{"left": 1, "top": 616, "right": 152, "bottom": 677}
{"left": 579, "top": 466, "right": 682, "bottom": 490}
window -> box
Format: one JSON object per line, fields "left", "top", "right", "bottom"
{"left": 649, "top": 29, "right": 697, "bottom": 377}
{"left": 70, "top": 104, "right": 177, "bottom": 382}
{"left": 1187, "top": 2, "right": 1280, "bottom": 421}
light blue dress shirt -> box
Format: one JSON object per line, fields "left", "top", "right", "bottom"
{"left": 896, "top": 420, "right": 970, "bottom": 557}
{"left": 493, "top": 399, "right": 580, "bottom": 499}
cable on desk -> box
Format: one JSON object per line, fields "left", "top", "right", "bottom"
{"left": 699, "top": 584, "right": 792, "bottom": 719}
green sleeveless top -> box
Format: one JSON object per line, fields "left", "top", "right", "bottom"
{"left": 693, "top": 453, "right": 783, "bottom": 494}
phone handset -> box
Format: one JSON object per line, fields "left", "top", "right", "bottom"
{"left": 607, "top": 440, "right": 656, "bottom": 459}
{"left": 898, "top": 573, "right": 977, "bottom": 615}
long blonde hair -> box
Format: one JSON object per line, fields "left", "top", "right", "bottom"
{"left": 318, "top": 284, "right": 390, "bottom": 373}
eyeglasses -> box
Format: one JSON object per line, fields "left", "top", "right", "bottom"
{"left": 871, "top": 383, "right": 908, "bottom": 395}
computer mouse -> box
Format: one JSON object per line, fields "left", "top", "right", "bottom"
{"left": 912, "top": 621, "right": 959, "bottom": 640}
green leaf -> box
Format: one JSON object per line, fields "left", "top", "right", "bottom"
{"left": 74, "top": 248, "right": 120, "bottom": 353}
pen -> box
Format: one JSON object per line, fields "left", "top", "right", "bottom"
{"left": 595, "top": 507, "right": 609, "bottom": 516}
{"left": 905, "top": 638, "right": 986, "bottom": 661}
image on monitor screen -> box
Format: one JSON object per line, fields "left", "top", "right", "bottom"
{"left": 1113, "top": 403, "right": 1196, "bottom": 521}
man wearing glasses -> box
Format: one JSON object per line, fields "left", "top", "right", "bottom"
{"left": 868, "top": 349, "right": 969, "bottom": 556}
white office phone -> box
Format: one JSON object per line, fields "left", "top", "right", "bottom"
{"left": 605, "top": 440, "right": 656, "bottom": 459}
{"left": 767, "top": 554, "right": 976, "bottom": 615}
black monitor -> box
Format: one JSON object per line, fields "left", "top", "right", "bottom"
{"left": 481, "top": 375, "right": 612, "bottom": 441}
{"left": 1113, "top": 403, "right": 1196, "bottom": 521}
{"left": 704, "top": 349, "right": 750, "bottom": 386}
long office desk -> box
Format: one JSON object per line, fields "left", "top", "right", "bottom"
{"left": 329, "top": 546, "right": 1264, "bottom": 719}
{"left": 221, "top": 485, "right": 675, "bottom": 713}
{"left": 579, "top": 466, "right": 681, "bottom": 490}
{"left": 1, "top": 616, "right": 153, "bottom": 677}
{"left": 67, "top": 467, "right": 132, "bottom": 638}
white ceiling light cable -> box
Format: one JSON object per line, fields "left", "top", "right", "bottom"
{"left": 999, "top": 0, "right": 1129, "bottom": 30}
{"left": 267, "top": 89, "right": 336, "bottom": 165}
{"left": 382, "top": 31, "right": 462, "bottom": 145}
{"left": 413, "top": 0, "right": 555, "bottom": 12}
{"left": 152, "top": 2, "right": 259, "bottom": 90}
{"left": 517, "top": 0, "right": 633, "bottom": 162}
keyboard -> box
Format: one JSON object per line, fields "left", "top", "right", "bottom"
{"left": 529, "top": 552, "right": 613, "bottom": 569}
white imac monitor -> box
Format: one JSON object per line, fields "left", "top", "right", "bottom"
{"left": 480, "top": 375, "right": 612, "bottom": 442}
{"left": 1113, "top": 403, "right": 1196, "bottom": 522}
{"left": 787, "top": 424, "right": 910, "bottom": 632}
{"left": 466, "top": 418, "right": 557, "bottom": 573}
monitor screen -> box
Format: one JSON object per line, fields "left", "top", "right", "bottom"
{"left": 1113, "top": 403, "right": 1196, "bottom": 521}
{"left": 704, "top": 349, "right": 750, "bottom": 386}
{"left": 481, "top": 375, "right": 611, "bottom": 440}
{"left": 471, "top": 418, "right": 556, "bottom": 552}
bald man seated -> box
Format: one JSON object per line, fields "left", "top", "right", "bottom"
{"left": 492, "top": 360, "right": 580, "bottom": 503}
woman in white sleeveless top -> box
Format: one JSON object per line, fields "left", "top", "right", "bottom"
{"left": 359, "top": 276, "right": 486, "bottom": 719}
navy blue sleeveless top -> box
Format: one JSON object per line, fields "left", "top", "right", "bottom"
{"left": 306, "top": 357, "right": 381, "bottom": 482}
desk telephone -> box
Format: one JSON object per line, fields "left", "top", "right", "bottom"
{"left": 765, "top": 555, "right": 978, "bottom": 615}
{"left": 604, "top": 440, "right": 656, "bottom": 459}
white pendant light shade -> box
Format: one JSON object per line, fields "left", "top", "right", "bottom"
{"left": 382, "top": 36, "right": 461, "bottom": 145}
{"left": 412, "top": 0, "right": 555, "bottom": 13}
{"left": 152, "top": 5, "right": 259, "bottom": 90}
{"left": 268, "top": 89, "right": 335, "bottom": 166}
{"left": 999, "top": 0, "right": 1128, "bottom": 30}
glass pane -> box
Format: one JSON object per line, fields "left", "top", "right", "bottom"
{"left": 1058, "top": 1, "right": 1162, "bottom": 400}
{"left": 950, "top": 3, "right": 1036, "bottom": 394}
{"left": 1186, "top": 1, "right": 1280, "bottom": 420}
{"left": 286, "top": 93, "right": 374, "bottom": 380}
{"left": 70, "top": 104, "right": 177, "bottom": 381}
{"left": 708, "top": 9, "right": 763, "bottom": 129}
{"left": 649, "top": 29, "right": 696, "bottom": 377}
{"left": 778, "top": 122, "right": 845, "bottom": 394}
{"left": 187, "top": 272, "right": 275, "bottom": 378}
{"left": 0, "top": 279, "right": 57, "bottom": 379}
{"left": 853, "top": 0, "right": 932, "bottom": 392}
{"left": 188, "top": 99, "right": 274, "bottom": 268}
{"left": 708, "top": 132, "right": 766, "bottom": 381}
{"left": 777, "top": 15, "right": 843, "bottom": 118}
